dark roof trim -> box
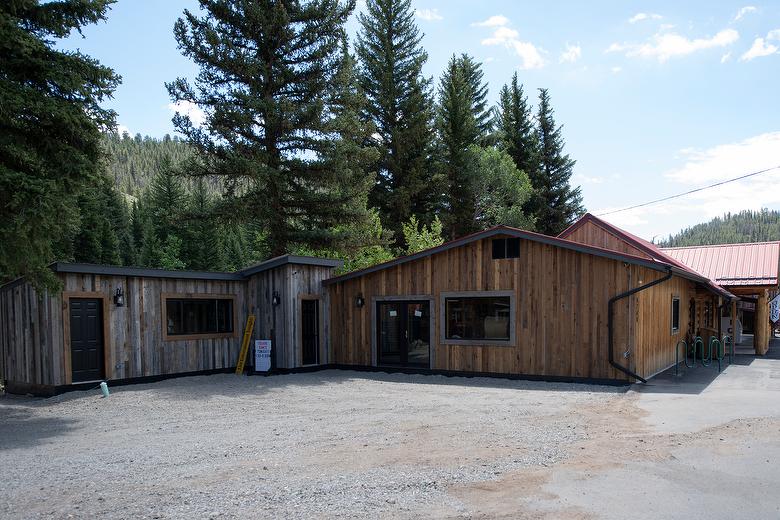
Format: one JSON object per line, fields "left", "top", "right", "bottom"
{"left": 324, "top": 226, "right": 676, "bottom": 286}
{"left": 46, "top": 255, "right": 343, "bottom": 282}
{"left": 239, "top": 255, "right": 342, "bottom": 277}
{"left": 53, "top": 262, "right": 244, "bottom": 281}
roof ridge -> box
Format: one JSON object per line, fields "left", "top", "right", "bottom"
{"left": 660, "top": 241, "right": 780, "bottom": 250}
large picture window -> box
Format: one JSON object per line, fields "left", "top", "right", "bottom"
{"left": 443, "top": 294, "right": 512, "bottom": 342}
{"left": 165, "top": 297, "right": 234, "bottom": 337}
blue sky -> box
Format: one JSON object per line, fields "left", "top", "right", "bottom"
{"left": 60, "top": 1, "right": 780, "bottom": 241}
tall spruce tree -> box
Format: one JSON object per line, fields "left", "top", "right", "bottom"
{"left": 168, "top": 0, "right": 374, "bottom": 257}
{"left": 436, "top": 54, "right": 488, "bottom": 238}
{"left": 356, "top": 0, "right": 437, "bottom": 244}
{"left": 0, "top": 0, "right": 120, "bottom": 287}
{"left": 533, "top": 88, "right": 584, "bottom": 235}
{"left": 496, "top": 73, "right": 539, "bottom": 188}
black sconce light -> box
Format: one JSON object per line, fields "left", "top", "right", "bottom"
{"left": 355, "top": 293, "right": 365, "bottom": 308}
{"left": 272, "top": 290, "right": 281, "bottom": 306}
{"left": 113, "top": 287, "right": 125, "bottom": 307}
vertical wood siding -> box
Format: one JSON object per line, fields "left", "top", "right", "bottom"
{"left": 328, "top": 235, "right": 657, "bottom": 381}
{"left": 563, "top": 221, "right": 653, "bottom": 259}
{"left": 245, "top": 265, "right": 333, "bottom": 369}
{"left": 1, "top": 274, "right": 247, "bottom": 387}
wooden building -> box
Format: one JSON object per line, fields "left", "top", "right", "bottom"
{"left": 1, "top": 214, "right": 742, "bottom": 394}
{"left": 660, "top": 241, "right": 780, "bottom": 354}
{"left": 558, "top": 214, "right": 742, "bottom": 351}
{"left": 326, "top": 217, "right": 734, "bottom": 383}
{"left": 0, "top": 256, "right": 340, "bottom": 395}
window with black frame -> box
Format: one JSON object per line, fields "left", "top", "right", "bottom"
{"left": 445, "top": 296, "right": 511, "bottom": 341}
{"left": 671, "top": 297, "right": 680, "bottom": 333}
{"left": 165, "top": 298, "right": 233, "bottom": 336}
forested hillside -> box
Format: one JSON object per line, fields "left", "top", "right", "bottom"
{"left": 659, "top": 209, "right": 780, "bottom": 247}
{"left": 103, "top": 132, "right": 192, "bottom": 196}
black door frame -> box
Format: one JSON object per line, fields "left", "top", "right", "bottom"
{"left": 66, "top": 295, "right": 107, "bottom": 383}
{"left": 300, "top": 298, "right": 320, "bottom": 366}
{"left": 374, "top": 298, "right": 433, "bottom": 369}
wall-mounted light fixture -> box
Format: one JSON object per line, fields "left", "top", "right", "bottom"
{"left": 113, "top": 287, "right": 125, "bottom": 307}
{"left": 272, "top": 290, "right": 281, "bottom": 306}
{"left": 355, "top": 293, "right": 365, "bottom": 308}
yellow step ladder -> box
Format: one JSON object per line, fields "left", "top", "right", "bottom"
{"left": 235, "top": 315, "right": 256, "bottom": 375}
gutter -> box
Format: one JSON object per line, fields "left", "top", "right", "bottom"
{"left": 608, "top": 268, "right": 673, "bottom": 384}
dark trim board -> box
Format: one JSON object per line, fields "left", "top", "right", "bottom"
{"left": 4, "top": 364, "right": 630, "bottom": 397}
{"left": 4, "top": 368, "right": 238, "bottom": 397}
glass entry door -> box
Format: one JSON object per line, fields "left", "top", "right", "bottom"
{"left": 377, "top": 301, "right": 430, "bottom": 368}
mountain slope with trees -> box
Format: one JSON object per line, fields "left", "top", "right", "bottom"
{"left": 659, "top": 209, "right": 780, "bottom": 247}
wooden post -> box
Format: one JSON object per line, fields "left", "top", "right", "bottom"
{"left": 755, "top": 290, "right": 769, "bottom": 355}
{"left": 731, "top": 299, "right": 738, "bottom": 340}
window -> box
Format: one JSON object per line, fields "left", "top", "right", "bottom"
{"left": 165, "top": 297, "right": 234, "bottom": 336}
{"left": 671, "top": 297, "right": 680, "bottom": 333}
{"left": 492, "top": 238, "right": 520, "bottom": 259}
{"left": 444, "top": 295, "right": 512, "bottom": 341}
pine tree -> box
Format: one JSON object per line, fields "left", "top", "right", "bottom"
{"left": 130, "top": 200, "right": 145, "bottom": 263}
{"left": 184, "top": 178, "right": 224, "bottom": 271}
{"left": 0, "top": 0, "right": 120, "bottom": 287}
{"left": 496, "top": 73, "right": 539, "bottom": 189}
{"left": 168, "top": 0, "right": 374, "bottom": 257}
{"left": 533, "top": 88, "right": 584, "bottom": 235}
{"left": 435, "top": 54, "right": 491, "bottom": 238}
{"left": 356, "top": 0, "right": 437, "bottom": 244}
{"left": 457, "top": 54, "right": 492, "bottom": 139}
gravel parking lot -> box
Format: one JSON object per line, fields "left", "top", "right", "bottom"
{"left": 2, "top": 352, "right": 780, "bottom": 519}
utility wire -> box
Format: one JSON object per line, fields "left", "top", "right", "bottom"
{"left": 596, "top": 165, "right": 780, "bottom": 217}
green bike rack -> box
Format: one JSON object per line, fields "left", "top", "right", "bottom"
{"left": 711, "top": 336, "right": 723, "bottom": 372}
{"left": 722, "top": 335, "right": 733, "bottom": 365}
{"left": 675, "top": 339, "right": 690, "bottom": 376}
{"left": 693, "top": 336, "right": 707, "bottom": 366}
{"left": 701, "top": 336, "right": 713, "bottom": 367}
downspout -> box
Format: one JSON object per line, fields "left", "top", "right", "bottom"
{"left": 608, "top": 267, "right": 673, "bottom": 383}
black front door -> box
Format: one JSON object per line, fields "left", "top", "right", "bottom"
{"left": 377, "top": 301, "right": 430, "bottom": 368}
{"left": 301, "top": 299, "right": 319, "bottom": 365}
{"left": 69, "top": 298, "right": 105, "bottom": 382}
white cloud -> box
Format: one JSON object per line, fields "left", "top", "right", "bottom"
{"left": 167, "top": 100, "right": 206, "bottom": 126}
{"left": 479, "top": 19, "right": 545, "bottom": 69}
{"left": 768, "top": 29, "right": 780, "bottom": 41}
{"left": 472, "top": 15, "right": 509, "bottom": 27}
{"left": 734, "top": 6, "right": 757, "bottom": 21}
{"left": 415, "top": 8, "right": 442, "bottom": 21}
{"left": 611, "top": 66, "right": 622, "bottom": 73}
{"left": 114, "top": 123, "right": 132, "bottom": 136}
{"left": 574, "top": 174, "right": 605, "bottom": 184}
{"left": 721, "top": 51, "right": 732, "bottom": 63}
{"left": 607, "top": 28, "right": 739, "bottom": 63}
{"left": 667, "top": 132, "right": 780, "bottom": 185}
{"left": 740, "top": 37, "right": 779, "bottom": 61}
{"left": 595, "top": 133, "right": 780, "bottom": 236}
{"left": 560, "top": 43, "right": 582, "bottom": 63}
{"left": 629, "top": 12, "right": 662, "bottom": 24}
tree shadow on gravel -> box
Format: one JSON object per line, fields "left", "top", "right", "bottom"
{"left": 0, "top": 405, "right": 79, "bottom": 450}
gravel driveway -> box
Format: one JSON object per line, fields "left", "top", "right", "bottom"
{"left": 0, "top": 371, "right": 621, "bottom": 519}
{"left": 3, "top": 358, "right": 780, "bottom": 519}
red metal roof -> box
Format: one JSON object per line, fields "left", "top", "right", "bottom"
{"left": 660, "top": 242, "right": 780, "bottom": 287}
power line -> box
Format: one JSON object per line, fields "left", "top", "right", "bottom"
{"left": 596, "top": 165, "right": 780, "bottom": 217}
